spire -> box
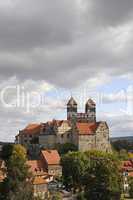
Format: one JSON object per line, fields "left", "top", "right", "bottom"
{"left": 67, "top": 97, "right": 77, "bottom": 106}
{"left": 86, "top": 98, "right": 96, "bottom": 106}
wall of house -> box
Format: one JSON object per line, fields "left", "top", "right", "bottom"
{"left": 95, "top": 122, "right": 111, "bottom": 152}
{"left": 48, "top": 165, "right": 62, "bottom": 177}
{"left": 56, "top": 122, "right": 72, "bottom": 144}
{"left": 39, "top": 135, "right": 56, "bottom": 148}
{"left": 78, "top": 135, "right": 96, "bottom": 152}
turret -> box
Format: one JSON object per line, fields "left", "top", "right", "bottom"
{"left": 67, "top": 97, "right": 77, "bottom": 120}
{"left": 85, "top": 99, "right": 96, "bottom": 122}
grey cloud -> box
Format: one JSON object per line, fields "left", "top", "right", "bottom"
{"left": 0, "top": 0, "right": 79, "bottom": 50}
{"left": 89, "top": 0, "right": 133, "bottom": 26}
{"left": 0, "top": 0, "right": 132, "bottom": 88}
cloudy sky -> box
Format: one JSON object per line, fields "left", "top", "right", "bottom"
{"left": 0, "top": 0, "right": 133, "bottom": 141}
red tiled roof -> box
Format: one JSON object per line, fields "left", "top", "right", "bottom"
{"left": 76, "top": 122, "right": 99, "bottom": 135}
{"left": 0, "top": 175, "right": 5, "bottom": 182}
{"left": 129, "top": 172, "right": 133, "bottom": 177}
{"left": 22, "top": 123, "right": 41, "bottom": 135}
{"left": 121, "top": 160, "right": 133, "bottom": 171}
{"left": 41, "top": 150, "right": 60, "bottom": 165}
{"left": 27, "top": 160, "right": 46, "bottom": 173}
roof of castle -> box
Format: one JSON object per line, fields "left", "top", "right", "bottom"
{"left": 20, "top": 123, "right": 41, "bottom": 135}
{"left": 47, "top": 119, "right": 71, "bottom": 127}
{"left": 67, "top": 97, "right": 77, "bottom": 106}
{"left": 41, "top": 150, "right": 60, "bottom": 165}
{"left": 76, "top": 122, "right": 100, "bottom": 135}
{"left": 86, "top": 99, "right": 96, "bottom": 106}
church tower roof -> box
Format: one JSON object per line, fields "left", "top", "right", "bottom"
{"left": 86, "top": 99, "right": 96, "bottom": 106}
{"left": 67, "top": 97, "right": 77, "bottom": 106}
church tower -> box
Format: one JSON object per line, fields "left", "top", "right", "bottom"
{"left": 85, "top": 99, "right": 96, "bottom": 122}
{"left": 67, "top": 97, "right": 77, "bottom": 120}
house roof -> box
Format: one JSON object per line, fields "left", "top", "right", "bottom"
{"left": 46, "top": 120, "right": 71, "bottom": 128}
{"left": 41, "top": 150, "right": 60, "bottom": 165}
{"left": 21, "top": 123, "right": 41, "bottom": 135}
{"left": 129, "top": 172, "right": 133, "bottom": 177}
{"left": 76, "top": 122, "right": 99, "bottom": 135}
{"left": 27, "top": 160, "right": 47, "bottom": 174}
{"left": 122, "top": 160, "right": 133, "bottom": 171}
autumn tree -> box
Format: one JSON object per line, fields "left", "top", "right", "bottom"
{"left": 1, "top": 144, "right": 33, "bottom": 200}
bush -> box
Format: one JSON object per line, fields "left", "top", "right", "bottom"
{"left": 129, "top": 178, "right": 133, "bottom": 198}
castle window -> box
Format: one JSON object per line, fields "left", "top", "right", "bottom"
{"left": 67, "top": 134, "right": 70, "bottom": 138}
{"left": 61, "top": 134, "right": 64, "bottom": 138}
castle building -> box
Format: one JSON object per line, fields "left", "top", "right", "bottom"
{"left": 67, "top": 97, "right": 96, "bottom": 123}
{"left": 16, "top": 97, "right": 111, "bottom": 152}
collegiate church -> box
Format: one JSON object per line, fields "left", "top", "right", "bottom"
{"left": 16, "top": 97, "right": 111, "bottom": 152}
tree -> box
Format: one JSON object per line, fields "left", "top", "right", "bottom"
{"left": 61, "top": 150, "right": 123, "bottom": 199}
{"left": 1, "top": 144, "right": 33, "bottom": 200}
{"left": 1, "top": 144, "right": 13, "bottom": 161}
{"left": 61, "top": 151, "right": 89, "bottom": 192}
{"left": 77, "top": 192, "right": 86, "bottom": 200}
{"left": 51, "top": 192, "right": 62, "bottom": 200}
{"left": 119, "top": 149, "right": 129, "bottom": 160}
{"left": 56, "top": 143, "right": 78, "bottom": 155}
{"left": 84, "top": 150, "right": 122, "bottom": 200}
{"left": 129, "top": 178, "right": 133, "bottom": 198}
{"left": 111, "top": 140, "right": 133, "bottom": 152}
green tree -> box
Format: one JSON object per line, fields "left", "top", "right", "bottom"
{"left": 1, "top": 144, "right": 13, "bottom": 161}
{"left": 51, "top": 192, "right": 62, "bottom": 200}
{"left": 1, "top": 144, "right": 33, "bottom": 200}
{"left": 57, "top": 143, "right": 78, "bottom": 155}
{"left": 77, "top": 192, "right": 86, "bottom": 200}
{"left": 61, "top": 150, "right": 123, "bottom": 199}
{"left": 84, "top": 150, "right": 122, "bottom": 200}
{"left": 129, "top": 177, "right": 133, "bottom": 198}
{"left": 61, "top": 151, "right": 89, "bottom": 192}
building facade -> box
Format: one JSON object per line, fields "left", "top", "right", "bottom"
{"left": 16, "top": 97, "right": 111, "bottom": 152}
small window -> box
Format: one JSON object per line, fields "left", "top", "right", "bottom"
{"left": 61, "top": 134, "right": 64, "bottom": 138}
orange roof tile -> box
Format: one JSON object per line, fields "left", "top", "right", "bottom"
{"left": 41, "top": 150, "right": 60, "bottom": 165}
{"left": 76, "top": 122, "right": 99, "bottom": 135}
{"left": 22, "top": 123, "right": 41, "bottom": 135}
{"left": 121, "top": 160, "right": 133, "bottom": 171}
{"left": 129, "top": 172, "right": 133, "bottom": 177}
